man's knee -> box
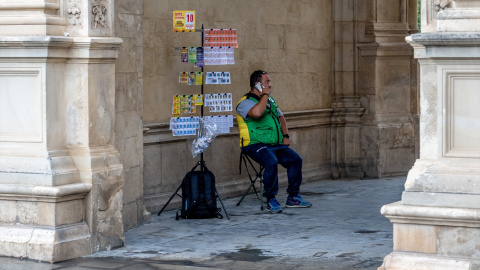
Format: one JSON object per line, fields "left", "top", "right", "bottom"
{"left": 296, "top": 156, "right": 303, "bottom": 164}
{"left": 263, "top": 158, "right": 279, "bottom": 171}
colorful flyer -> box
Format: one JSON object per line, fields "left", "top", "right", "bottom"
{"left": 188, "top": 47, "right": 197, "bottom": 63}
{"left": 190, "top": 101, "right": 196, "bottom": 113}
{"left": 180, "top": 95, "right": 190, "bottom": 114}
{"left": 204, "top": 28, "right": 238, "bottom": 48}
{"left": 179, "top": 72, "right": 188, "bottom": 84}
{"left": 170, "top": 117, "right": 200, "bottom": 136}
{"left": 195, "top": 47, "right": 204, "bottom": 67}
{"left": 172, "top": 95, "right": 181, "bottom": 116}
{"left": 195, "top": 72, "right": 203, "bottom": 85}
{"left": 195, "top": 94, "right": 203, "bottom": 105}
{"left": 188, "top": 72, "right": 196, "bottom": 85}
{"left": 181, "top": 47, "right": 188, "bottom": 63}
{"left": 172, "top": 94, "right": 204, "bottom": 116}
{"left": 173, "top": 11, "right": 195, "bottom": 32}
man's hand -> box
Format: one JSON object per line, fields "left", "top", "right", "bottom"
{"left": 283, "top": 137, "right": 290, "bottom": 146}
{"left": 261, "top": 86, "right": 272, "bottom": 96}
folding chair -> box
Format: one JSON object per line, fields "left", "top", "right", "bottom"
{"left": 236, "top": 148, "right": 265, "bottom": 210}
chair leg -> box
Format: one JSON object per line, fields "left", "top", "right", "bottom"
{"left": 260, "top": 176, "right": 264, "bottom": 210}
{"left": 238, "top": 152, "right": 265, "bottom": 209}
{"left": 236, "top": 180, "right": 256, "bottom": 206}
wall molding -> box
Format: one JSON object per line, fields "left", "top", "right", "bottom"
{"left": 143, "top": 109, "right": 333, "bottom": 146}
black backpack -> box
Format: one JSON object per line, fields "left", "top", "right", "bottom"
{"left": 176, "top": 169, "right": 223, "bottom": 220}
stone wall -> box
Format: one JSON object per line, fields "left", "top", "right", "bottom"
{"left": 331, "top": 0, "right": 418, "bottom": 179}
{"left": 0, "top": 0, "right": 424, "bottom": 262}
{"left": 114, "top": 0, "right": 150, "bottom": 231}
{"left": 141, "top": 0, "right": 334, "bottom": 212}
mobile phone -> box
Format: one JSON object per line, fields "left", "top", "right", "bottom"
{"left": 255, "top": 82, "right": 263, "bottom": 93}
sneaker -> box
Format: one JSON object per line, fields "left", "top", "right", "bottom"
{"left": 286, "top": 194, "right": 312, "bottom": 208}
{"left": 266, "top": 198, "right": 282, "bottom": 213}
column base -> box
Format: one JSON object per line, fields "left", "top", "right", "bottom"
{"left": 0, "top": 223, "right": 91, "bottom": 263}
{"left": 380, "top": 201, "right": 480, "bottom": 270}
{"left": 379, "top": 252, "right": 479, "bottom": 270}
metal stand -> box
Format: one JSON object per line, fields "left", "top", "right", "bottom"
{"left": 157, "top": 161, "right": 230, "bottom": 219}
{"left": 236, "top": 151, "right": 265, "bottom": 210}
{"left": 158, "top": 25, "right": 230, "bottom": 220}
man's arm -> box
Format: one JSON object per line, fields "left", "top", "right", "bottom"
{"left": 279, "top": 115, "right": 290, "bottom": 146}
{"left": 247, "top": 94, "right": 270, "bottom": 118}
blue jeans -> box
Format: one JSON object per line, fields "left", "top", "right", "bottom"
{"left": 242, "top": 143, "right": 303, "bottom": 200}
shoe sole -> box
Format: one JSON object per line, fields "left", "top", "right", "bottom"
{"left": 267, "top": 208, "right": 282, "bottom": 213}
{"left": 285, "top": 204, "right": 312, "bottom": 208}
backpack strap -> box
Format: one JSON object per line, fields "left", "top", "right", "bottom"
{"left": 183, "top": 172, "right": 200, "bottom": 218}
{"left": 202, "top": 170, "right": 220, "bottom": 216}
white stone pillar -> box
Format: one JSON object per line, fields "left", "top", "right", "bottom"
{"left": 0, "top": 0, "right": 124, "bottom": 262}
{"left": 0, "top": 0, "right": 67, "bottom": 36}
{"left": 380, "top": 1, "right": 480, "bottom": 269}
{"left": 437, "top": 0, "right": 480, "bottom": 31}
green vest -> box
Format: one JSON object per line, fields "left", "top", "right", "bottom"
{"left": 236, "top": 93, "right": 283, "bottom": 147}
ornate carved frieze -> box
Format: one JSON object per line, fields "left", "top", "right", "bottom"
{"left": 92, "top": 0, "right": 107, "bottom": 28}
{"left": 67, "top": 0, "right": 82, "bottom": 26}
{"left": 434, "top": 0, "right": 452, "bottom": 11}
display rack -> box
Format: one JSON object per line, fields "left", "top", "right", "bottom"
{"left": 158, "top": 24, "right": 234, "bottom": 219}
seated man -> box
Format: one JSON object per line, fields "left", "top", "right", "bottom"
{"left": 236, "top": 70, "right": 312, "bottom": 213}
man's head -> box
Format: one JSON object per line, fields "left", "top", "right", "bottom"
{"left": 249, "top": 70, "right": 271, "bottom": 92}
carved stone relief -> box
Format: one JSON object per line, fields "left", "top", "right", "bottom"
{"left": 423, "top": 0, "right": 454, "bottom": 32}
{"left": 434, "top": 0, "right": 452, "bottom": 11}
{"left": 67, "top": 0, "right": 82, "bottom": 26}
{"left": 92, "top": 0, "right": 107, "bottom": 28}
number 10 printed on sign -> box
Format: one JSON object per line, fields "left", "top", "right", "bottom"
{"left": 173, "top": 10, "right": 195, "bottom": 32}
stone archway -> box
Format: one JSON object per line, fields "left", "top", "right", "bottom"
{"left": 0, "top": 0, "right": 433, "bottom": 263}
{"left": 332, "top": 0, "right": 419, "bottom": 179}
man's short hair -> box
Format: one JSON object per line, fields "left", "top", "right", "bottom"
{"left": 250, "top": 70, "right": 268, "bottom": 88}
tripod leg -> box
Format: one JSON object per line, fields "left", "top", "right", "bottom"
{"left": 158, "top": 182, "right": 183, "bottom": 216}
{"left": 215, "top": 188, "right": 230, "bottom": 220}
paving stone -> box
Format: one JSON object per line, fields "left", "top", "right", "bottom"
{"left": 0, "top": 177, "right": 405, "bottom": 270}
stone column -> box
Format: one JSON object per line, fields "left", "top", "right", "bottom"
{"left": 333, "top": 0, "right": 417, "bottom": 178}
{"left": 371, "top": 0, "right": 418, "bottom": 178}
{"left": 332, "top": 0, "right": 366, "bottom": 178}
{"left": 0, "top": 0, "right": 124, "bottom": 262}
{"left": 380, "top": 1, "right": 480, "bottom": 269}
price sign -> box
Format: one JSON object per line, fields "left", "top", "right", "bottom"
{"left": 185, "top": 11, "right": 195, "bottom": 31}
{"left": 173, "top": 10, "right": 195, "bottom": 32}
